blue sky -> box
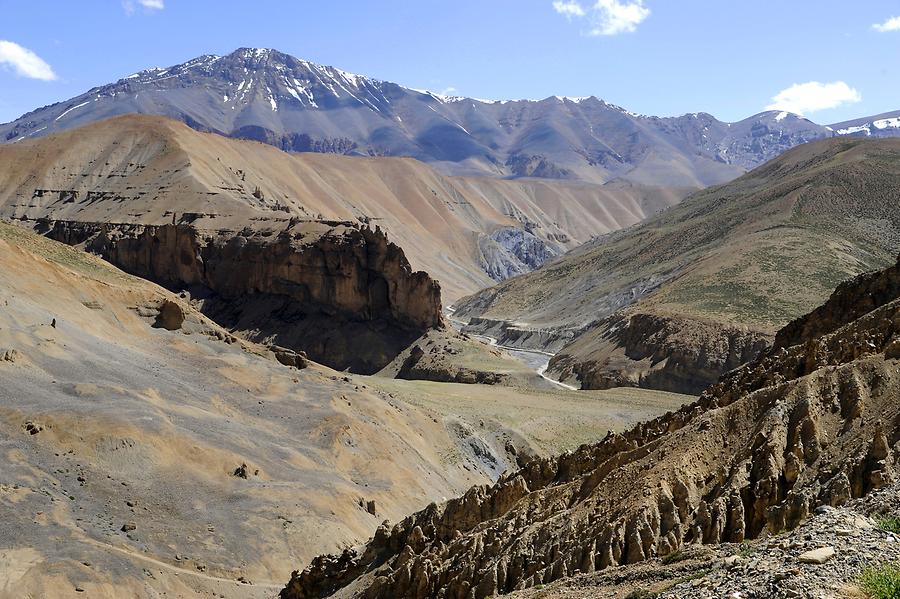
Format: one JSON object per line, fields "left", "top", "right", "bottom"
{"left": 0, "top": 0, "right": 897, "bottom": 125}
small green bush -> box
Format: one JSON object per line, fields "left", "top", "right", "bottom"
{"left": 736, "top": 541, "right": 755, "bottom": 558}
{"left": 661, "top": 549, "right": 686, "bottom": 565}
{"left": 877, "top": 516, "right": 900, "bottom": 535}
{"left": 859, "top": 563, "right": 900, "bottom": 599}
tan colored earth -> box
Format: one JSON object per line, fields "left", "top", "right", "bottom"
{"left": 0, "top": 221, "right": 689, "bottom": 598}
{"left": 0, "top": 114, "right": 688, "bottom": 303}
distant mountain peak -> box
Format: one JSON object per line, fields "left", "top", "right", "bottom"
{"left": 1, "top": 47, "right": 898, "bottom": 188}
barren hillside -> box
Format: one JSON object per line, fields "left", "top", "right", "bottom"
{"left": 0, "top": 114, "right": 687, "bottom": 302}
{"left": 456, "top": 138, "right": 900, "bottom": 392}
{"left": 0, "top": 221, "right": 687, "bottom": 598}
{"left": 282, "top": 252, "right": 900, "bottom": 599}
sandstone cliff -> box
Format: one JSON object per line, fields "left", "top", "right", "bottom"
{"left": 548, "top": 312, "right": 771, "bottom": 394}
{"left": 38, "top": 218, "right": 443, "bottom": 372}
{"left": 281, "top": 257, "right": 900, "bottom": 598}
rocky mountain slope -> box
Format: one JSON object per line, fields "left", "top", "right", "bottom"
{"left": 455, "top": 137, "right": 900, "bottom": 393}
{"left": 4, "top": 48, "right": 895, "bottom": 188}
{"left": 0, "top": 114, "right": 686, "bottom": 302}
{"left": 509, "top": 486, "right": 900, "bottom": 598}
{"left": 281, "top": 252, "right": 900, "bottom": 599}
{"left": 832, "top": 109, "right": 900, "bottom": 138}
{"left": 44, "top": 218, "right": 442, "bottom": 373}
{"left": 0, "top": 221, "right": 687, "bottom": 599}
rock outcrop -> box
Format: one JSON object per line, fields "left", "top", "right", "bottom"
{"left": 153, "top": 299, "right": 187, "bottom": 331}
{"left": 40, "top": 218, "right": 443, "bottom": 372}
{"left": 511, "top": 484, "right": 900, "bottom": 598}
{"left": 548, "top": 312, "right": 771, "bottom": 394}
{"left": 281, "top": 257, "right": 900, "bottom": 599}
{"left": 376, "top": 328, "right": 547, "bottom": 388}
{"left": 396, "top": 345, "right": 506, "bottom": 386}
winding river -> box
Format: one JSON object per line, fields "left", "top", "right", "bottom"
{"left": 446, "top": 308, "right": 579, "bottom": 391}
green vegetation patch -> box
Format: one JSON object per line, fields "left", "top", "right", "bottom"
{"left": 733, "top": 541, "right": 755, "bottom": 558}
{"left": 877, "top": 516, "right": 900, "bottom": 535}
{"left": 859, "top": 563, "right": 900, "bottom": 599}
{"left": 661, "top": 549, "right": 688, "bottom": 565}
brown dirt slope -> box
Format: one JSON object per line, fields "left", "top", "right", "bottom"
{"left": 0, "top": 221, "right": 687, "bottom": 599}
{"left": 282, "top": 254, "right": 900, "bottom": 599}
{"left": 456, "top": 137, "right": 900, "bottom": 392}
{"left": 0, "top": 114, "right": 688, "bottom": 302}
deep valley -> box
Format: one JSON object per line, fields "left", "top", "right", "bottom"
{"left": 2, "top": 23, "right": 900, "bottom": 599}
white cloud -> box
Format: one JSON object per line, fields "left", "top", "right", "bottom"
{"left": 0, "top": 41, "right": 56, "bottom": 81}
{"left": 553, "top": 1, "right": 586, "bottom": 18}
{"left": 873, "top": 16, "right": 900, "bottom": 32}
{"left": 123, "top": 0, "right": 164, "bottom": 14}
{"left": 765, "top": 81, "right": 862, "bottom": 115}
{"left": 553, "top": 0, "right": 650, "bottom": 36}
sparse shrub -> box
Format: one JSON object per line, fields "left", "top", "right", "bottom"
{"left": 877, "top": 516, "right": 900, "bottom": 534}
{"left": 674, "top": 569, "right": 711, "bottom": 585}
{"left": 662, "top": 549, "right": 687, "bottom": 565}
{"left": 625, "top": 590, "right": 658, "bottom": 599}
{"left": 859, "top": 563, "right": 900, "bottom": 599}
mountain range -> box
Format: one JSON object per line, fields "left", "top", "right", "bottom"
{"left": 4, "top": 44, "right": 900, "bottom": 599}
{"left": 0, "top": 114, "right": 686, "bottom": 302}
{"left": 3, "top": 48, "right": 899, "bottom": 189}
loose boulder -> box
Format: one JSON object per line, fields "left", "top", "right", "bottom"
{"left": 154, "top": 300, "right": 186, "bottom": 331}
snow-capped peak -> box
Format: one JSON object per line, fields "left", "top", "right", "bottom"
{"left": 553, "top": 96, "right": 592, "bottom": 103}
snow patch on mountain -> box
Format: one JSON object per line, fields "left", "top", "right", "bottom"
{"left": 874, "top": 117, "right": 900, "bottom": 130}
{"left": 55, "top": 101, "right": 91, "bottom": 121}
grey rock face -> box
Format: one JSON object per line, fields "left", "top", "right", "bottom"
{"left": 478, "top": 227, "right": 559, "bottom": 282}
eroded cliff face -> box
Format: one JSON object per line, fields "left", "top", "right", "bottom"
{"left": 548, "top": 312, "right": 771, "bottom": 394}
{"left": 38, "top": 218, "right": 443, "bottom": 372}
{"left": 281, "top": 263, "right": 900, "bottom": 599}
